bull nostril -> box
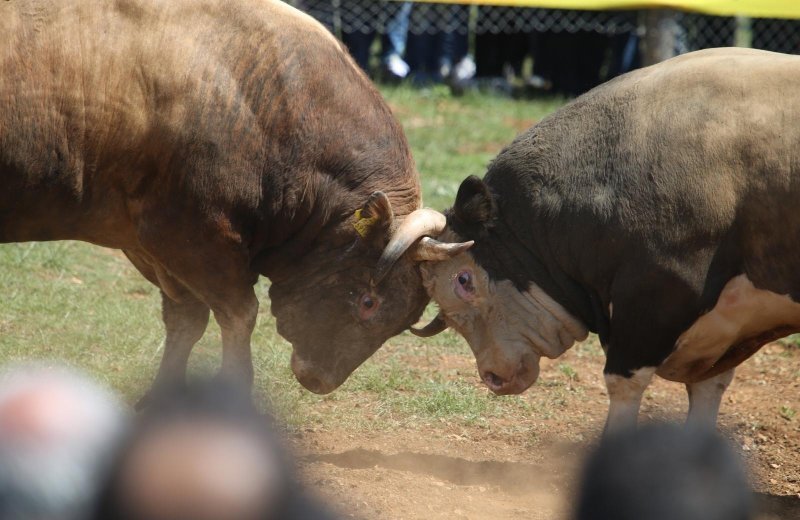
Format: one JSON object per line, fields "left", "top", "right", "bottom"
{"left": 482, "top": 371, "right": 507, "bottom": 389}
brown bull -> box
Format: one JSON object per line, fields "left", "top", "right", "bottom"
{"left": 0, "top": 0, "right": 460, "bottom": 401}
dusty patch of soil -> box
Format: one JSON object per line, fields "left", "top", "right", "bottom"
{"left": 293, "top": 342, "right": 800, "bottom": 519}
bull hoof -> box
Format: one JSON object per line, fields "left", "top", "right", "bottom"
{"left": 134, "top": 380, "right": 186, "bottom": 411}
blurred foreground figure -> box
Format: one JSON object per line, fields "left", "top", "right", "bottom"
{"left": 94, "top": 380, "right": 335, "bottom": 520}
{"left": 0, "top": 365, "right": 124, "bottom": 520}
{"left": 575, "top": 425, "right": 754, "bottom": 520}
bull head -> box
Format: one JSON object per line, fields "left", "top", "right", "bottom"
{"left": 412, "top": 176, "right": 588, "bottom": 397}
{"left": 402, "top": 176, "right": 492, "bottom": 338}
{"left": 269, "top": 191, "right": 472, "bottom": 395}
{"left": 372, "top": 207, "right": 473, "bottom": 339}
{"left": 372, "top": 206, "right": 473, "bottom": 338}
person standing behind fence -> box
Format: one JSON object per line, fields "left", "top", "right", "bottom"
{"left": 405, "top": 2, "right": 473, "bottom": 88}
{"left": 339, "top": 0, "right": 411, "bottom": 81}
{"left": 474, "top": 5, "right": 530, "bottom": 82}
{"left": 472, "top": 8, "right": 627, "bottom": 97}
{"left": 530, "top": 9, "right": 634, "bottom": 97}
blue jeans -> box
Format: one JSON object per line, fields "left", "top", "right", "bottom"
{"left": 383, "top": 2, "right": 411, "bottom": 59}
{"left": 341, "top": 1, "right": 411, "bottom": 72}
{"left": 406, "top": 4, "right": 469, "bottom": 81}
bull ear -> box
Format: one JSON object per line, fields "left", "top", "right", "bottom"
{"left": 353, "top": 191, "right": 393, "bottom": 240}
{"left": 454, "top": 176, "right": 494, "bottom": 224}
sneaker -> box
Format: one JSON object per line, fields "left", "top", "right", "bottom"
{"left": 452, "top": 55, "right": 476, "bottom": 82}
{"left": 446, "top": 55, "right": 477, "bottom": 97}
{"left": 383, "top": 53, "right": 410, "bottom": 80}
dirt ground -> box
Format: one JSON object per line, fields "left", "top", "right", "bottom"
{"left": 293, "top": 342, "right": 800, "bottom": 519}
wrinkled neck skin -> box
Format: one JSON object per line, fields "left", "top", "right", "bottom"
{"left": 249, "top": 175, "right": 353, "bottom": 282}
{"left": 218, "top": 14, "right": 421, "bottom": 280}
{"left": 243, "top": 45, "right": 420, "bottom": 280}
{"left": 500, "top": 217, "right": 597, "bottom": 328}
{"left": 503, "top": 279, "right": 589, "bottom": 358}
{"left": 250, "top": 171, "right": 419, "bottom": 283}
{"left": 445, "top": 212, "right": 599, "bottom": 346}
{"left": 424, "top": 228, "right": 589, "bottom": 361}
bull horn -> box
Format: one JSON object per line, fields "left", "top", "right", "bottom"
{"left": 410, "top": 313, "right": 448, "bottom": 337}
{"left": 413, "top": 237, "right": 474, "bottom": 261}
{"left": 372, "top": 208, "right": 447, "bottom": 286}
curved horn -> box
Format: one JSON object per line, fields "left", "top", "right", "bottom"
{"left": 372, "top": 208, "right": 447, "bottom": 286}
{"left": 413, "top": 237, "right": 474, "bottom": 261}
{"left": 410, "top": 313, "right": 448, "bottom": 337}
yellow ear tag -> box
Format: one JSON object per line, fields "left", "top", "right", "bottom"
{"left": 353, "top": 208, "right": 379, "bottom": 238}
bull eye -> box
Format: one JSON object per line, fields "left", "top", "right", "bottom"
{"left": 358, "top": 292, "right": 380, "bottom": 320}
{"left": 454, "top": 269, "right": 475, "bottom": 299}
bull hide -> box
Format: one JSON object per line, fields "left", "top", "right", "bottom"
{"left": 0, "top": 0, "right": 432, "bottom": 402}
{"left": 420, "top": 48, "right": 800, "bottom": 432}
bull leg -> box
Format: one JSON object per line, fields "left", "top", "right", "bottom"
{"left": 210, "top": 287, "right": 259, "bottom": 387}
{"left": 124, "top": 250, "right": 211, "bottom": 408}
{"left": 603, "top": 272, "right": 704, "bottom": 434}
{"left": 135, "top": 291, "right": 210, "bottom": 409}
{"left": 685, "top": 369, "right": 734, "bottom": 428}
{"left": 153, "top": 291, "right": 210, "bottom": 384}
{"left": 135, "top": 209, "right": 260, "bottom": 393}
{"left": 603, "top": 367, "right": 655, "bottom": 435}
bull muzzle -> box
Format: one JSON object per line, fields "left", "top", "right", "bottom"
{"left": 290, "top": 353, "right": 338, "bottom": 394}
{"left": 478, "top": 352, "right": 540, "bottom": 395}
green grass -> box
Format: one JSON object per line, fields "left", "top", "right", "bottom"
{"left": 382, "top": 85, "right": 564, "bottom": 210}
{"left": 779, "top": 334, "right": 800, "bottom": 349}
{"left": 0, "top": 87, "right": 565, "bottom": 430}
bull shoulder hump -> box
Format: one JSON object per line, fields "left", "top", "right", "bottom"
{"left": 491, "top": 48, "right": 800, "bottom": 227}
{"left": 1, "top": 0, "right": 359, "bottom": 167}
{"left": 1, "top": 0, "right": 407, "bottom": 243}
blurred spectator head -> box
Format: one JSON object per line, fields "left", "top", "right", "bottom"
{"left": 0, "top": 363, "right": 125, "bottom": 520}
{"left": 93, "top": 378, "right": 334, "bottom": 520}
{"left": 575, "top": 424, "right": 754, "bottom": 520}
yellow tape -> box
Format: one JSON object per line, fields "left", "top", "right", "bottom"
{"left": 353, "top": 208, "right": 379, "bottom": 238}
{"left": 403, "top": 1, "right": 800, "bottom": 20}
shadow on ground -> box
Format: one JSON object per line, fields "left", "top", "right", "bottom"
{"left": 756, "top": 493, "right": 800, "bottom": 519}
{"left": 310, "top": 449, "right": 800, "bottom": 518}
{"left": 308, "top": 448, "right": 570, "bottom": 494}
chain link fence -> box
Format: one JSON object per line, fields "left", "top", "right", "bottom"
{"left": 293, "top": 1, "right": 799, "bottom": 50}
{"left": 294, "top": 1, "right": 638, "bottom": 35}
{"left": 290, "top": 2, "right": 800, "bottom": 95}
{"left": 675, "top": 13, "right": 800, "bottom": 53}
